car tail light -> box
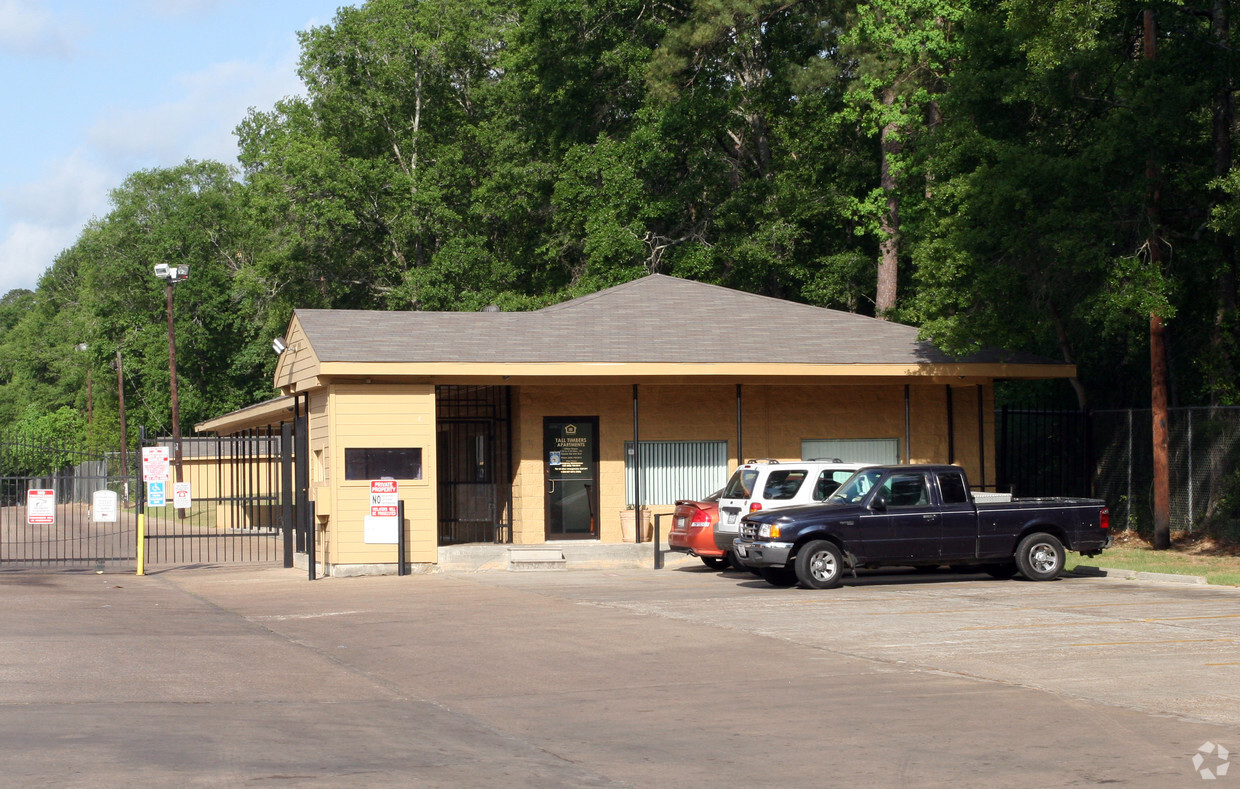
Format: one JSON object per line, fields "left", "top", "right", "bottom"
{"left": 1100, "top": 507, "right": 1110, "bottom": 530}
{"left": 691, "top": 510, "right": 712, "bottom": 527}
{"left": 749, "top": 502, "right": 763, "bottom": 513}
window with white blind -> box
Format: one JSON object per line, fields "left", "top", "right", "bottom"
{"left": 801, "top": 438, "right": 900, "bottom": 465}
{"left": 624, "top": 440, "right": 729, "bottom": 505}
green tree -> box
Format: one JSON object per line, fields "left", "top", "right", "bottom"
{"left": 0, "top": 406, "right": 87, "bottom": 475}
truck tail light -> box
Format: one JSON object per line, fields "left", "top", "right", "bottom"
{"left": 1100, "top": 507, "right": 1110, "bottom": 530}
{"left": 749, "top": 502, "right": 763, "bottom": 513}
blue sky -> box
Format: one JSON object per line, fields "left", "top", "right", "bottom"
{"left": 0, "top": 0, "right": 347, "bottom": 297}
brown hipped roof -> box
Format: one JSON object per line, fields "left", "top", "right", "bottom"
{"left": 291, "top": 274, "right": 1058, "bottom": 367}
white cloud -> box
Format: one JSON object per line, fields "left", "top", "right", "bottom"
{"left": 87, "top": 43, "right": 306, "bottom": 169}
{"left": 137, "top": 0, "right": 237, "bottom": 20}
{"left": 0, "top": 0, "right": 78, "bottom": 57}
{"left": 0, "top": 152, "right": 114, "bottom": 294}
{"left": 0, "top": 9, "right": 321, "bottom": 296}
{"left": 0, "top": 221, "right": 75, "bottom": 295}
{"left": 2, "top": 152, "right": 112, "bottom": 225}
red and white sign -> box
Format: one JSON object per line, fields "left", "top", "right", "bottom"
{"left": 142, "top": 446, "right": 170, "bottom": 482}
{"left": 173, "top": 482, "right": 192, "bottom": 510}
{"left": 370, "top": 480, "right": 399, "bottom": 517}
{"left": 27, "top": 489, "right": 55, "bottom": 525}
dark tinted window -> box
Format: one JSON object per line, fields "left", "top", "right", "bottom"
{"left": 876, "top": 473, "right": 929, "bottom": 507}
{"left": 813, "top": 470, "right": 858, "bottom": 501}
{"left": 763, "top": 470, "right": 808, "bottom": 500}
{"left": 723, "top": 469, "right": 759, "bottom": 499}
{"left": 345, "top": 448, "right": 423, "bottom": 480}
{"left": 938, "top": 472, "right": 968, "bottom": 504}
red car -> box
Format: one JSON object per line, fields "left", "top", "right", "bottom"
{"left": 668, "top": 492, "right": 731, "bottom": 569}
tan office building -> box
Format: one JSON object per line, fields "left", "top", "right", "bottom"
{"left": 197, "top": 275, "right": 1074, "bottom": 576}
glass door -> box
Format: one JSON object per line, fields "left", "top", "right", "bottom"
{"left": 544, "top": 417, "right": 599, "bottom": 540}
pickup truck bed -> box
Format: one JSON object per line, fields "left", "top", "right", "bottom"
{"left": 733, "top": 464, "right": 1110, "bottom": 589}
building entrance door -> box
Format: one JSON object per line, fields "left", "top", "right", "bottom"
{"left": 544, "top": 417, "right": 599, "bottom": 540}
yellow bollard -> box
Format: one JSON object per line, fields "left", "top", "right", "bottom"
{"left": 136, "top": 512, "right": 145, "bottom": 576}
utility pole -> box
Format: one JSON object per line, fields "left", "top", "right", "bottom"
{"left": 153, "top": 264, "right": 188, "bottom": 518}
{"left": 1145, "top": 9, "right": 1171, "bottom": 550}
{"left": 116, "top": 349, "right": 129, "bottom": 503}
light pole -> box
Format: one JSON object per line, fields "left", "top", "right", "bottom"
{"left": 153, "top": 264, "right": 188, "bottom": 514}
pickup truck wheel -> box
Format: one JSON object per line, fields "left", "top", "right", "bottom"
{"left": 795, "top": 540, "right": 844, "bottom": 590}
{"left": 1015, "top": 533, "right": 1065, "bottom": 581}
{"left": 759, "top": 567, "right": 798, "bottom": 587}
{"left": 700, "top": 556, "right": 727, "bottom": 570}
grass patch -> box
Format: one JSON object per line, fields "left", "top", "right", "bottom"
{"left": 1067, "top": 530, "right": 1240, "bottom": 587}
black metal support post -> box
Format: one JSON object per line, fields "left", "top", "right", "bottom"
{"left": 308, "top": 500, "right": 317, "bottom": 581}
{"left": 280, "top": 422, "right": 294, "bottom": 568}
{"left": 736, "top": 384, "right": 743, "bottom": 466}
{"left": 977, "top": 385, "right": 986, "bottom": 490}
{"left": 632, "top": 383, "right": 641, "bottom": 545}
{"left": 397, "top": 498, "right": 407, "bottom": 576}
{"left": 904, "top": 385, "right": 911, "bottom": 462}
{"left": 946, "top": 385, "right": 955, "bottom": 464}
{"left": 653, "top": 513, "right": 665, "bottom": 570}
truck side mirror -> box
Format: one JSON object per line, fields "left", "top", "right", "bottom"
{"left": 870, "top": 496, "right": 887, "bottom": 513}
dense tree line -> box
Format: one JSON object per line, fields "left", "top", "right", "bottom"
{"left": 2, "top": 0, "right": 1238, "bottom": 460}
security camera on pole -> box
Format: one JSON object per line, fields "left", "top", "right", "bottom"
{"left": 153, "top": 263, "right": 189, "bottom": 518}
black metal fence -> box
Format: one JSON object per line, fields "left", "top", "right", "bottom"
{"left": 997, "top": 406, "right": 1240, "bottom": 540}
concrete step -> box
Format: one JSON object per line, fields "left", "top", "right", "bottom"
{"left": 507, "top": 548, "right": 567, "bottom": 571}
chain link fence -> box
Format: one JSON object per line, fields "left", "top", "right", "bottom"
{"left": 1093, "top": 407, "right": 1240, "bottom": 541}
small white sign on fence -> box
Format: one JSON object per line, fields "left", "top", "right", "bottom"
{"left": 92, "top": 490, "right": 118, "bottom": 523}
{"left": 173, "top": 482, "right": 192, "bottom": 510}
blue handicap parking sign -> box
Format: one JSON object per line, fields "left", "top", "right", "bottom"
{"left": 147, "top": 480, "right": 166, "bottom": 507}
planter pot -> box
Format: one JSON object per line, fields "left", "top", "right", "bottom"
{"left": 619, "top": 509, "right": 652, "bottom": 542}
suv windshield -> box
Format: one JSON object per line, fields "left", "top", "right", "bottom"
{"left": 828, "top": 469, "right": 885, "bottom": 504}
{"left": 722, "top": 468, "right": 759, "bottom": 499}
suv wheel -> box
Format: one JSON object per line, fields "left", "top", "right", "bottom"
{"left": 795, "top": 539, "right": 844, "bottom": 589}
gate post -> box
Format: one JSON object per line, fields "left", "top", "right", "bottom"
{"left": 281, "top": 422, "right": 294, "bottom": 568}
{"left": 397, "top": 498, "right": 407, "bottom": 576}
{"left": 136, "top": 426, "right": 147, "bottom": 576}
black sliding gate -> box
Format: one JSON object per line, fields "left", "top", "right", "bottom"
{"left": 138, "top": 429, "right": 288, "bottom": 568}
{"left": 0, "top": 441, "right": 137, "bottom": 571}
{"left": 1, "top": 413, "right": 313, "bottom": 573}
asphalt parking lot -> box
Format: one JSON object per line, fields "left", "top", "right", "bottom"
{"left": 0, "top": 563, "right": 1236, "bottom": 787}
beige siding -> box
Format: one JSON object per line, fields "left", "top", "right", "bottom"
{"left": 322, "top": 384, "right": 437, "bottom": 567}
{"left": 274, "top": 314, "right": 323, "bottom": 393}
{"left": 512, "top": 382, "right": 998, "bottom": 545}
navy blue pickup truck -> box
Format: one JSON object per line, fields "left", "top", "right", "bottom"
{"left": 732, "top": 465, "right": 1111, "bottom": 589}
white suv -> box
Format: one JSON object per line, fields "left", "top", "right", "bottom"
{"left": 713, "top": 459, "right": 870, "bottom": 566}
